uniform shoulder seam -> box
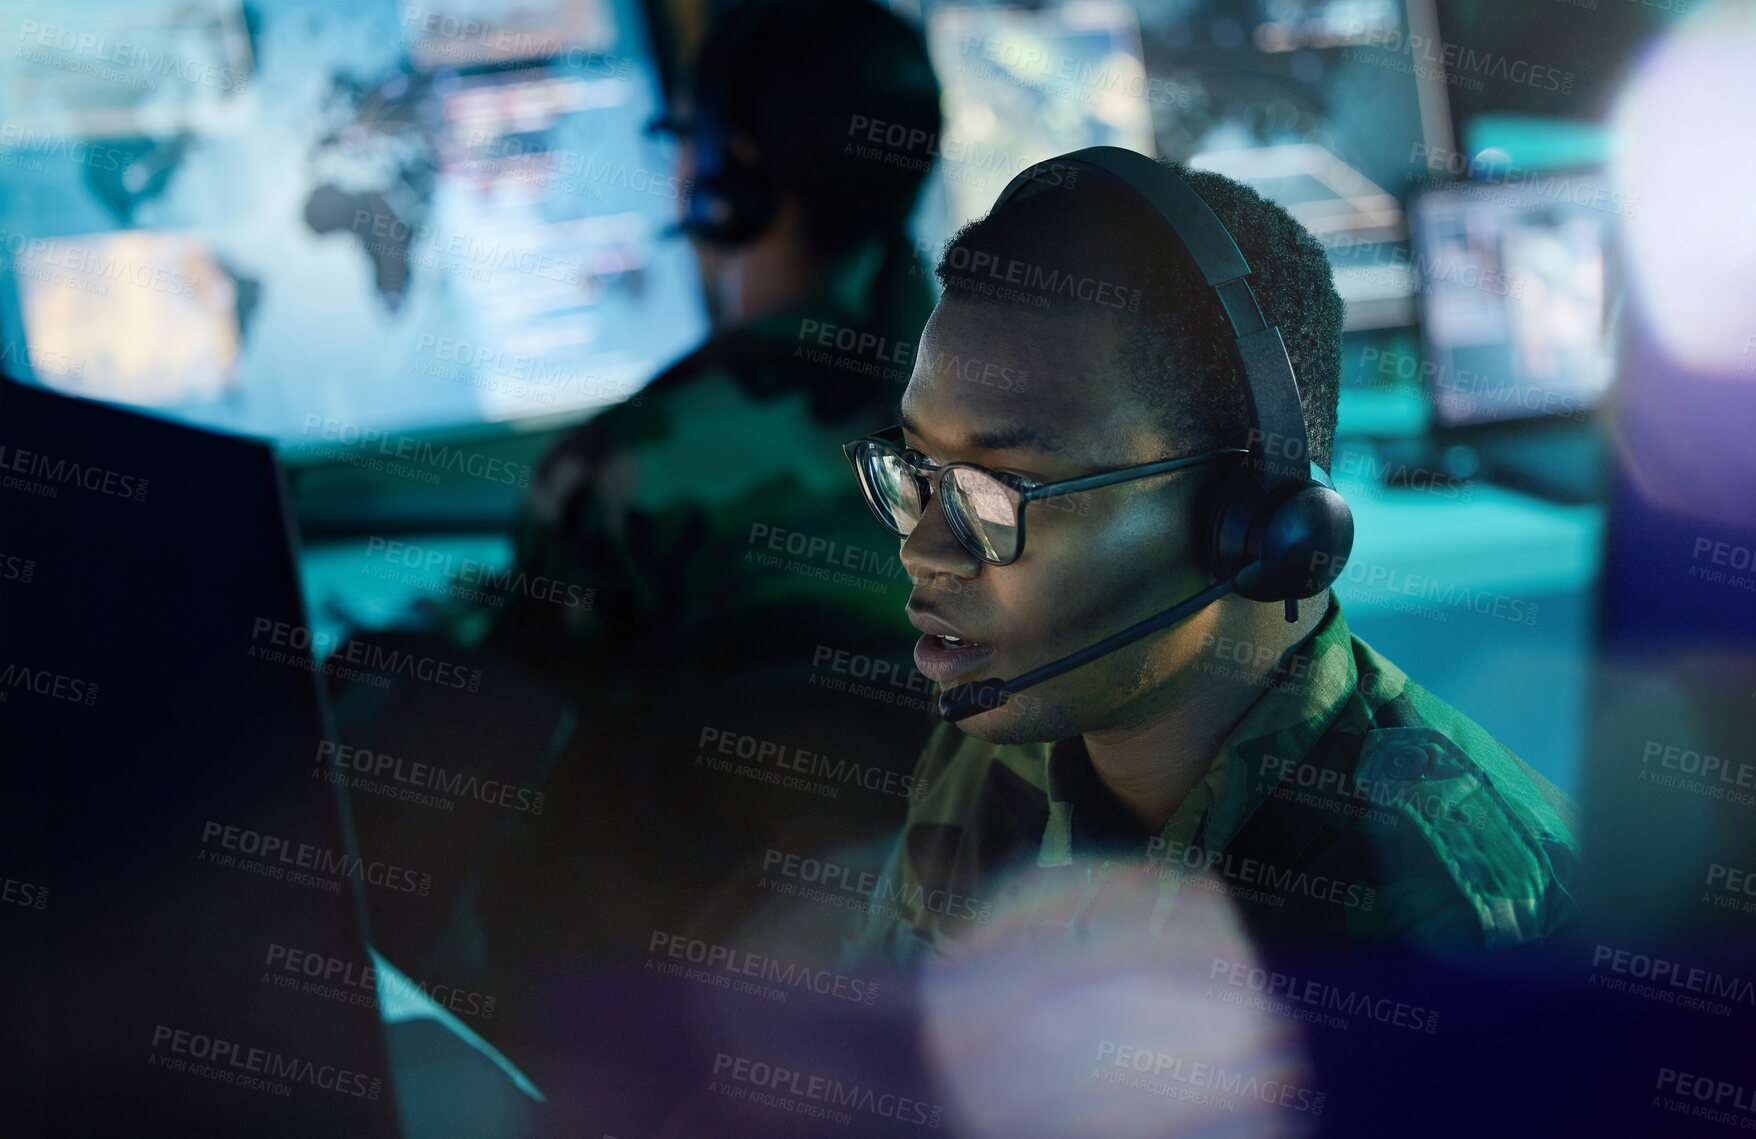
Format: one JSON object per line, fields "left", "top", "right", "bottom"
{"left": 1353, "top": 726, "right": 1572, "bottom": 949}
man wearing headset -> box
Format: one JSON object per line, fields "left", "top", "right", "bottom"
{"left": 840, "top": 151, "right": 1582, "bottom": 968}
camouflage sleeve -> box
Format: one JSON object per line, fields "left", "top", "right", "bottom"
{"left": 1345, "top": 725, "right": 1581, "bottom": 953}
{"left": 834, "top": 826, "right": 935, "bottom": 973}
{"left": 465, "top": 395, "right": 655, "bottom": 689}
{"left": 1350, "top": 819, "right": 1508, "bottom": 953}
{"left": 836, "top": 723, "right": 994, "bottom": 972}
{"left": 439, "top": 357, "right": 918, "bottom": 704}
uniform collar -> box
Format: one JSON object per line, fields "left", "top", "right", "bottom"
{"left": 1039, "top": 597, "right": 1360, "bottom": 868}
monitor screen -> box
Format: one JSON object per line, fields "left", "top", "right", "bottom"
{"left": 978, "top": 0, "right": 1429, "bottom": 332}
{"left": 923, "top": 1, "right": 1159, "bottom": 231}
{"left": 1431, "top": 0, "right": 1678, "bottom": 133}
{"left": 0, "top": 0, "right": 705, "bottom": 447}
{"left": 1409, "top": 168, "right": 1622, "bottom": 428}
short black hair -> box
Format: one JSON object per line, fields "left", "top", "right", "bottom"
{"left": 697, "top": 0, "right": 941, "bottom": 258}
{"left": 933, "top": 159, "right": 1343, "bottom": 468}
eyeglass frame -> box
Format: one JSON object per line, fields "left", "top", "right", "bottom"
{"left": 841, "top": 424, "right": 1249, "bottom": 567}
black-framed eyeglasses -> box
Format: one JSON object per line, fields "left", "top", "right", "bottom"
{"left": 842, "top": 425, "right": 1247, "bottom": 566}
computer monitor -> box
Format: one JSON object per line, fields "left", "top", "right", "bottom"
{"left": 922, "top": 1, "right": 1159, "bottom": 231}
{"left": 928, "top": 0, "right": 1428, "bottom": 332}
{"left": 1408, "top": 168, "right": 1621, "bottom": 428}
{"left": 1431, "top": 0, "right": 1681, "bottom": 140}
{"left": 0, "top": 376, "right": 398, "bottom": 1134}
{"left": 0, "top": 0, "right": 704, "bottom": 448}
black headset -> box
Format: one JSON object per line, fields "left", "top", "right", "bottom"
{"left": 671, "top": 1, "right": 779, "bottom": 246}
{"left": 938, "top": 147, "right": 1355, "bottom": 722}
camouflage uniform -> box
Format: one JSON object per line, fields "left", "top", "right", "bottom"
{"left": 841, "top": 597, "right": 1582, "bottom": 969}
{"left": 451, "top": 234, "right": 926, "bottom": 703}
{"left": 446, "top": 233, "right": 940, "bottom": 995}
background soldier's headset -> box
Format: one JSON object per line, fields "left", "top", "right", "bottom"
{"left": 939, "top": 146, "right": 1357, "bottom": 723}
{"left": 665, "top": 0, "right": 779, "bottom": 246}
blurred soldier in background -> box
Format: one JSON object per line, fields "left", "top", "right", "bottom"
{"left": 458, "top": 0, "right": 939, "bottom": 690}
{"left": 377, "top": 0, "right": 946, "bottom": 1083}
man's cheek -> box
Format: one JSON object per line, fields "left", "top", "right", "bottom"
{"left": 1094, "top": 509, "right": 1209, "bottom": 614}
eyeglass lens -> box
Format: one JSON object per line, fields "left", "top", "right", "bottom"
{"left": 859, "top": 444, "right": 1020, "bottom": 563}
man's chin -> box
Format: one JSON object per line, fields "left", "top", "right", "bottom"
{"left": 945, "top": 691, "right": 1076, "bottom": 747}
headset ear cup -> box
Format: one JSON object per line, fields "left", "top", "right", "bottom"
{"left": 1207, "top": 474, "right": 1353, "bottom": 602}
{"left": 1204, "top": 464, "right": 1262, "bottom": 587}
{"left": 1252, "top": 482, "right": 1353, "bottom": 600}
{"left": 684, "top": 158, "right": 777, "bottom": 246}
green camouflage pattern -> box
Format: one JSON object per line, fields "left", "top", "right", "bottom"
{"left": 426, "top": 236, "right": 941, "bottom": 984}
{"left": 443, "top": 235, "right": 929, "bottom": 705}
{"left": 840, "top": 598, "right": 1583, "bottom": 969}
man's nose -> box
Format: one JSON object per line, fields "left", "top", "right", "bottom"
{"left": 900, "top": 490, "right": 981, "bottom": 583}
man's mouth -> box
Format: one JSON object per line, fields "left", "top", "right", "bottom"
{"left": 907, "top": 605, "right": 998, "bottom": 684}
{"left": 912, "top": 631, "right": 996, "bottom": 685}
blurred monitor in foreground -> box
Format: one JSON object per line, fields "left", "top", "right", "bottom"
{"left": 0, "top": 378, "right": 399, "bottom": 1135}
{"left": 1409, "top": 169, "right": 1621, "bottom": 428}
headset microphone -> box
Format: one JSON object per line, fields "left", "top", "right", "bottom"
{"left": 938, "top": 565, "right": 1260, "bottom": 723}
{"left": 932, "top": 147, "right": 1354, "bottom": 725}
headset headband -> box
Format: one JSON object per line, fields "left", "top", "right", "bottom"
{"left": 989, "top": 148, "right": 1313, "bottom": 488}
